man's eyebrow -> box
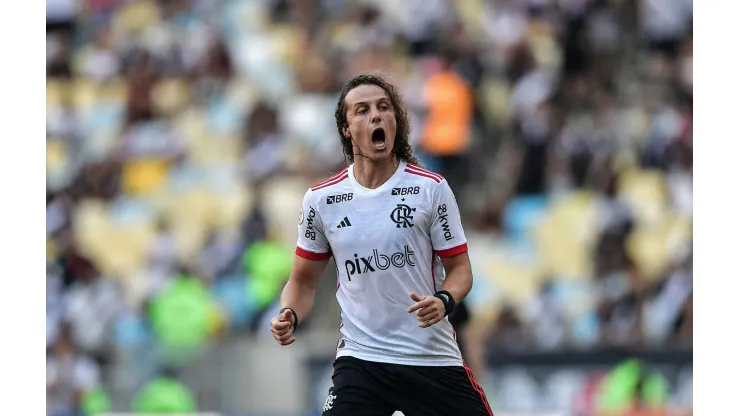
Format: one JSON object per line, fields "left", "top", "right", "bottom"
{"left": 352, "top": 98, "right": 391, "bottom": 108}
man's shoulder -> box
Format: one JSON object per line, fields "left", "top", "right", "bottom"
{"left": 403, "top": 164, "right": 446, "bottom": 184}
{"left": 308, "top": 168, "right": 350, "bottom": 192}
{"left": 305, "top": 168, "right": 353, "bottom": 206}
{"left": 398, "top": 163, "right": 447, "bottom": 193}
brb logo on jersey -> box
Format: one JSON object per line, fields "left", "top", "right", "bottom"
{"left": 390, "top": 204, "right": 416, "bottom": 228}
{"left": 392, "top": 186, "right": 420, "bottom": 196}
{"left": 304, "top": 207, "right": 317, "bottom": 240}
{"left": 327, "top": 193, "right": 353, "bottom": 204}
{"left": 437, "top": 204, "right": 454, "bottom": 241}
{"left": 344, "top": 245, "right": 417, "bottom": 280}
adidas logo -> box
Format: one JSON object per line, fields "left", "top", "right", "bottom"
{"left": 337, "top": 217, "right": 352, "bottom": 228}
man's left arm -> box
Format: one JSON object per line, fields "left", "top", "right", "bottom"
{"left": 440, "top": 251, "right": 473, "bottom": 304}
{"left": 408, "top": 180, "right": 472, "bottom": 328}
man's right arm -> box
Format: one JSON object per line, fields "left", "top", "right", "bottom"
{"left": 280, "top": 255, "right": 330, "bottom": 326}
{"left": 274, "top": 189, "right": 332, "bottom": 340}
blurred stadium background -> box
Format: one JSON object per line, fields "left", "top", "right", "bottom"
{"left": 46, "top": 0, "right": 692, "bottom": 415}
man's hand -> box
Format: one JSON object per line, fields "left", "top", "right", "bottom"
{"left": 270, "top": 309, "right": 296, "bottom": 345}
{"left": 407, "top": 292, "right": 446, "bottom": 328}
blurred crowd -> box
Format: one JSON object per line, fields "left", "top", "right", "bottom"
{"left": 46, "top": 0, "right": 692, "bottom": 414}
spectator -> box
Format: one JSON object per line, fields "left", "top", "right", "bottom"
{"left": 47, "top": 324, "right": 102, "bottom": 416}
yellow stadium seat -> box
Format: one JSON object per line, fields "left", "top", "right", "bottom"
{"left": 533, "top": 191, "right": 599, "bottom": 279}
{"left": 261, "top": 177, "right": 311, "bottom": 247}
{"left": 115, "top": 222, "right": 155, "bottom": 269}
{"left": 469, "top": 304, "right": 500, "bottom": 331}
{"left": 187, "top": 137, "right": 241, "bottom": 166}
{"left": 152, "top": 78, "right": 190, "bottom": 115}
{"left": 549, "top": 191, "right": 600, "bottom": 239}
{"left": 535, "top": 219, "right": 592, "bottom": 279}
{"left": 208, "top": 302, "right": 228, "bottom": 337}
{"left": 225, "top": 78, "right": 258, "bottom": 111}
{"left": 46, "top": 140, "right": 68, "bottom": 172}
{"left": 188, "top": 140, "right": 220, "bottom": 165}
{"left": 621, "top": 108, "right": 651, "bottom": 148}
{"left": 611, "top": 149, "right": 639, "bottom": 173}
{"left": 175, "top": 109, "right": 208, "bottom": 145}
{"left": 46, "top": 79, "right": 68, "bottom": 107}
{"left": 528, "top": 26, "right": 561, "bottom": 69}
{"left": 172, "top": 221, "right": 209, "bottom": 265}
{"left": 239, "top": 1, "right": 269, "bottom": 31}
{"left": 113, "top": 0, "right": 161, "bottom": 34}
{"left": 85, "top": 131, "right": 119, "bottom": 160}
{"left": 71, "top": 78, "right": 100, "bottom": 110}
{"left": 70, "top": 46, "right": 92, "bottom": 77}
{"left": 626, "top": 227, "right": 668, "bottom": 282}
{"left": 479, "top": 77, "right": 511, "bottom": 126}
{"left": 116, "top": 270, "right": 151, "bottom": 307}
{"left": 87, "top": 227, "right": 120, "bottom": 275}
{"left": 211, "top": 184, "right": 253, "bottom": 230}
{"left": 47, "top": 239, "right": 57, "bottom": 263}
{"left": 166, "top": 190, "right": 217, "bottom": 261}
{"left": 268, "top": 25, "right": 304, "bottom": 65}
{"left": 74, "top": 203, "right": 117, "bottom": 275}
{"left": 618, "top": 169, "right": 668, "bottom": 227}
{"left": 72, "top": 199, "right": 154, "bottom": 279}
{"left": 122, "top": 158, "right": 171, "bottom": 195}
{"left": 483, "top": 257, "right": 542, "bottom": 303}
{"left": 626, "top": 215, "right": 693, "bottom": 281}
{"left": 665, "top": 215, "right": 693, "bottom": 254}
{"left": 452, "top": 0, "right": 484, "bottom": 35}
{"left": 100, "top": 78, "right": 129, "bottom": 104}
{"left": 207, "top": 135, "right": 242, "bottom": 164}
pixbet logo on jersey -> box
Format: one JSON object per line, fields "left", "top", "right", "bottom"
{"left": 344, "top": 245, "right": 417, "bottom": 280}
{"left": 437, "top": 204, "right": 454, "bottom": 241}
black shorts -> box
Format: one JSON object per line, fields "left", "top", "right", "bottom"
{"left": 321, "top": 356, "right": 493, "bottom": 416}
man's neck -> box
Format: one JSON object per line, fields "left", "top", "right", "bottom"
{"left": 353, "top": 157, "right": 400, "bottom": 189}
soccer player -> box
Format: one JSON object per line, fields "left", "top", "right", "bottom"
{"left": 270, "top": 74, "right": 493, "bottom": 416}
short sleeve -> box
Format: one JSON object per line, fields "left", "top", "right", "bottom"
{"left": 430, "top": 180, "right": 468, "bottom": 257}
{"left": 296, "top": 189, "right": 332, "bottom": 261}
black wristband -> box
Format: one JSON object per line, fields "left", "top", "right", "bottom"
{"left": 434, "top": 290, "right": 456, "bottom": 317}
{"left": 279, "top": 307, "right": 299, "bottom": 331}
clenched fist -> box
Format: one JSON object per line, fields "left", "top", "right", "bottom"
{"left": 271, "top": 308, "right": 296, "bottom": 345}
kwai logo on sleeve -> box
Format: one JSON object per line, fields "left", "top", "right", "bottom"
{"left": 304, "top": 207, "right": 317, "bottom": 240}
{"left": 437, "top": 204, "right": 454, "bottom": 241}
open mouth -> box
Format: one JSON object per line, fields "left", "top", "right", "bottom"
{"left": 371, "top": 128, "right": 386, "bottom": 150}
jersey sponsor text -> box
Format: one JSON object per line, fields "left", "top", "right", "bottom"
{"left": 343, "top": 245, "right": 417, "bottom": 280}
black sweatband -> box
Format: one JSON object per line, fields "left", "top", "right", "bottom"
{"left": 279, "top": 307, "right": 299, "bottom": 331}
{"left": 434, "top": 290, "right": 456, "bottom": 316}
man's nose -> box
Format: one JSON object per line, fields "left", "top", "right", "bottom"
{"left": 370, "top": 108, "right": 381, "bottom": 123}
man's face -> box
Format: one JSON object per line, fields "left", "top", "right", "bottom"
{"left": 344, "top": 84, "right": 397, "bottom": 160}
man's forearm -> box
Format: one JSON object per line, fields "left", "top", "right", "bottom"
{"left": 280, "top": 278, "right": 318, "bottom": 324}
{"left": 441, "top": 268, "right": 473, "bottom": 304}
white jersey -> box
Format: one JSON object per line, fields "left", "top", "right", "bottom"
{"left": 296, "top": 161, "right": 467, "bottom": 367}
